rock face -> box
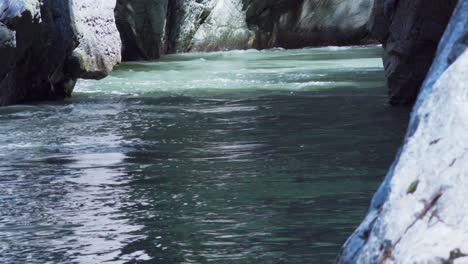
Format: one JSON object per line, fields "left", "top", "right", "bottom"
{"left": 189, "top": 0, "right": 255, "bottom": 52}
{"left": 165, "top": 0, "right": 219, "bottom": 53}
{"left": 0, "top": 0, "right": 74, "bottom": 106}
{"left": 367, "top": 0, "right": 458, "bottom": 106}
{"left": 0, "top": 0, "right": 121, "bottom": 106}
{"left": 243, "top": 0, "right": 374, "bottom": 49}
{"left": 337, "top": 1, "right": 468, "bottom": 263}
{"left": 116, "top": 0, "right": 374, "bottom": 57}
{"left": 115, "top": 0, "right": 168, "bottom": 61}
{"left": 70, "top": 0, "right": 122, "bottom": 79}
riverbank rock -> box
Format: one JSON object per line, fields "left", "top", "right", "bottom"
{"left": 337, "top": 1, "right": 468, "bottom": 263}
{"left": 115, "top": 0, "right": 168, "bottom": 60}
{"left": 70, "top": 0, "right": 122, "bottom": 79}
{"left": 367, "top": 0, "right": 458, "bottom": 106}
{"left": 0, "top": 0, "right": 121, "bottom": 106}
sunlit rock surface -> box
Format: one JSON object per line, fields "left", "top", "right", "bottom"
{"left": 189, "top": 0, "right": 255, "bottom": 52}
{"left": 0, "top": 0, "right": 121, "bottom": 106}
{"left": 70, "top": 0, "right": 122, "bottom": 79}
{"left": 338, "top": 1, "right": 468, "bottom": 263}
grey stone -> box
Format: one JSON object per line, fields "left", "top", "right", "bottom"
{"left": 337, "top": 1, "right": 468, "bottom": 262}
{"left": 367, "top": 0, "right": 458, "bottom": 106}
{"left": 115, "top": 0, "right": 168, "bottom": 60}
{"left": 243, "top": 0, "right": 374, "bottom": 49}
{"left": 0, "top": 0, "right": 121, "bottom": 106}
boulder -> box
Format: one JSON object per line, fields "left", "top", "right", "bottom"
{"left": 337, "top": 1, "right": 468, "bottom": 263}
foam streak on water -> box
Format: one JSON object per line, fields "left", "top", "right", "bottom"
{"left": 0, "top": 46, "right": 408, "bottom": 263}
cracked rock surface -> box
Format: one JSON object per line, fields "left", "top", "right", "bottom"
{"left": 337, "top": 1, "right": 468, "bottom": 263}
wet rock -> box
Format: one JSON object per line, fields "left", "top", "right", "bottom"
{"left": 337, "top": 1, "right": 468, "bottom": 262}
{"left": 367, "top": 0, "right": 458, "bottom": 106}
{"left": 115, "top": 0, "right": 168, "bottom": 60}
{"left": 0, "top": 0, "right": 121, "bottom": 106}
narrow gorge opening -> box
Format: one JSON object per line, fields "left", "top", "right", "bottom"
{"left": 2, "top": 0, "right": 465, "bottom": 262}
{"left": 0, "top": 45, "right": 409, "bottom": 263}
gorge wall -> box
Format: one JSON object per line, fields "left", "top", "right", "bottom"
{"left": 1, "top": 0, "right": 376, "bottom": 105}
{"left": 0, "top": 0, "right": 121, "bottom": 106}
{"left": 338, "top": 1, "right": 468, "bottom": 262}
{"left": 115, "top": 0, "right": 375, "bottom": 60}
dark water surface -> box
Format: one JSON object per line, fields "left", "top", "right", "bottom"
{"left": 0, "top": 46, "right": 409, "bottom": 263}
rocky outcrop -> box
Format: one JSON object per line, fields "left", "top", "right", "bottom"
{"left": 189, "top": 0, "right": 255, "bottom": 52}
{"left": 0, "top": 0, "right": 74, "bottom": 106}
{"left": 165, "top": 0, "right": 218, "bottom": 53}
{"left": 337, "top": 1, "right": 468, "bottom": 263}
{"left": 115, "top": 0, "right": 167, "bottom": 60}
{"left": 0, "top": 0, "right": 121, "bottom": 106}
{"left": 70, "top": 0, "right": 122, "bottom": 79}
{"left": 368, "top": 0, "right": 458, "bottom": 106}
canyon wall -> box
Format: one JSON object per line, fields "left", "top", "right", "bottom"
{"left": 0, "top": 0, "right": 374, "bottom": 104}
{"left": 337, "top": 1, "right": 468, "bottom": 262}
{"left": 115, "top": 0, "right": 374, "bottom": 60}
{"left": 0, "top": 0, "right": 121, "bottom": 106}
{"left": 243, "top": 0, "right": 373, "bottom": 49}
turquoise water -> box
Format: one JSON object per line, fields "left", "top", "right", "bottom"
{"left": 0, "top": 46, "right": 409, "bottom": 263}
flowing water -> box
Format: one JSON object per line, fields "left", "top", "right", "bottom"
{"left": 0, "top": 46, "right": 409, "bottom": 263}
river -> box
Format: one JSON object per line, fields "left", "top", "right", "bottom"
{"left": 0, "top": 46, "right": 409, "bottom": 263}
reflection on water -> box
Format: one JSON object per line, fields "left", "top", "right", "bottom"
{"left": 0, "top": 46, "right": 409, "bottom": 263}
